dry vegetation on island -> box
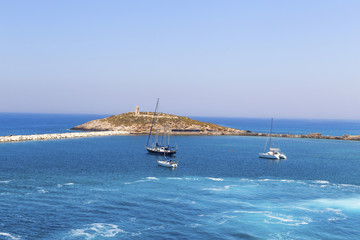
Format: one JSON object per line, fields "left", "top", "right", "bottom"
{"left": 72, "top": 112, "right": 244, "bottom": 135}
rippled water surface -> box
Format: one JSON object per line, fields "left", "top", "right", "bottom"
{"left": 1, "top": 134, "right": 360, "bottom": 239}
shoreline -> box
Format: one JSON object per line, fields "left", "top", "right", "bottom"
{"left": 0, "top": 130, "right": 359, "bottom": 143}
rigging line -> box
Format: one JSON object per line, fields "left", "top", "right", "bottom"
{"left": 146, "top": 98, "right": 159, "bottom": 147}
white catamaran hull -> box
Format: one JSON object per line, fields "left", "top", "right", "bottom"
{"left": 259, "top": 119, "right": 287, "bottom": 160}
{"left": 259, "top": 153, "right": 280, "bottom": 160}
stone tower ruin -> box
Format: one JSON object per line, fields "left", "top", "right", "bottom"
{"left": 135, "top": 106, "right": 140, "bottom": 115}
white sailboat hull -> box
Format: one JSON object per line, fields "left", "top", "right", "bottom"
{"left": 157, "top": 160, "right": 178, "bottom": 168}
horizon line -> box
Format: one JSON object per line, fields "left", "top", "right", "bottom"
{"left": 1, "top": 111, "right": 360, "bottom": 121}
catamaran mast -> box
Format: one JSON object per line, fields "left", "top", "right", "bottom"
{"left": 269, "top": 118, "right": 273, "bottom": 150}
{"left": 146, "top": 98, "right": 159, "bottom": 147}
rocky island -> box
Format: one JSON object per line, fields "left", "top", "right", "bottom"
{"left": 71, "top": 111, "right": 245, "bottom": 135}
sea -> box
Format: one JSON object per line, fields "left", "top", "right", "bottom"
{"left": 1, "top": 113, "right": 360, "bottom": 240}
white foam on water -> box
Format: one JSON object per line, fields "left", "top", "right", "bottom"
{"left": 84, "top": 200, "right": 95, "bottom": 205}
{"left": 185, "top": 177, "right": 199, "bottom": 181}
{"left": 280, "top": 179, "right": 295, "bottom": 183}
{"left": 134, "top": 180, "right": 147, "bottom": 183}
{"left": 338, "top": 183, "right": 360, "bottom": 188}
{"left": 313, "top": 180, "right": 329, "bottom": 184}
{"left": 259, "top": 179, "right": 271, "bottom": 182}
{"left": 71, "top": 223, "right": 125, "bottom": 239}
{"left": 126, "top": 178, "right": 156, "bottom": 184}
{"left": 146, "top": 177, "right": 159, "bottom": 180}
{"left": 326, "top": 208, "right": 347, "bottom": 220}
{"left": 312, "top": 197, "right": 360, "bottom": 211}
{"left": 294, "top": 206, "right": 322, "bottom": 213}
{"left": 0, "top": 232, "right": 20, "bottom": 240}
{"left": 64, "top": 183, "right": 74, "bottom": 186}
{"left": 57, "top": 184, "right": 63, "bottom": 188}
{"left": 231, "top": 201, "right": 255, "bottom": 207}
{"left": 240, "top": 178, "right": 306, "bottom": 185}
{"left": 233, "top": 210, "right": 272, "bottom": 214}
{"left": 130, "top": 232, "right": 142, "bottom": 237}
{"left": 190, "top": 223, "right": 201, "bottom": 228}
{"left": 207, "top": 177, "right": 224, "bottom": 181}
{"left": 264, "top": 213, "right": 311, "bottom": 226}
{"left": 144, "top": 225, "right": 165, "bottom": 231}
{"left": 0, "top": 180, "right": 11, "bottom": 184}
{"left": 295, "top": 205, "right": 348, "bottom": 221}
{"left": 167, "top": 177, "right": 183, "bottom": 180}
{"left": 202, "top": 186, "right": 229, "bottom": 191}
{"left": 268, "top": 231, "right": 293, "bottom": 240}
{"left": 37, "top": 189, "right": 48, "bottom": 194}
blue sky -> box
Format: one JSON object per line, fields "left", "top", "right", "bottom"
{"left": 1, "top": 1, "right": 359, "bottom": 119}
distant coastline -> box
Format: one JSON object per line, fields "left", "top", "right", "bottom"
{"left": 0, "top": 112, "right": 359, "bottom": 143}
{"left": 0, "top": 129, "right": 359, "bottom": 143}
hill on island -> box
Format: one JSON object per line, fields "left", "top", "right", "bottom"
{"left": 71, "top": 111, "right": 245, "bottom": 135}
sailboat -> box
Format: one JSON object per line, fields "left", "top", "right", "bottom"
{"left": 145, "top": 98, "right": 177, "bottom": 155}
{"left": 157, "top": 155, "right": 179, "bottom": 168}
{"left": 259, "top": 118, "right": 286, "bottom": 160}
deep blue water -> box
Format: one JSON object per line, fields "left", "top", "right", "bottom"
{"left": 0, "top": 113, "right": 109, "bottom": 136}
{"left": 1, "top": 113, "right": 360, "bottom": 239}
{"left": 1, "top": 113, "right": 360, "bottom": 137}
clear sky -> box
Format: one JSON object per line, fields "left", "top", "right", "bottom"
{"left": 1, "top": 1, "right": 359, "bottom": 119}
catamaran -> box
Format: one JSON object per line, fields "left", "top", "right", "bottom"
{"left": 145, "top": 98, "right": 177, "bottom": 155}
{"left": 259, "top": 118, "right": 286, "bottom": 160}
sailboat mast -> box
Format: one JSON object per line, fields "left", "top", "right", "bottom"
{"left": 146, "top": 98, "right": 159, "bottom": 147}
{"left": 155, "top": 100, "right": 160, "bottom": 145}
{"left": 167, "top": 118, "right": 171, "bottom": 146}
{"left": 269, "top": 118, "right": 273, "bottom": 150}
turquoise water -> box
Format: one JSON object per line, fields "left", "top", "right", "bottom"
{"left": 1, "top": 114, "right": 360, "bottom": 239}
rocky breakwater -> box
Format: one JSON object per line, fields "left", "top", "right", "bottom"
{"left": 236, "top": 132, "right": 360, "bottom": 141}
{"left": 0, "top": 131, "right": 128, "bottom": 143}
{"left": 71, "top": 111, "right": 246, "bottom": 135}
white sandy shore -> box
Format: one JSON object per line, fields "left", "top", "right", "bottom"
{"left": 0, "top": 131, "right": 129, "bottom": 143}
